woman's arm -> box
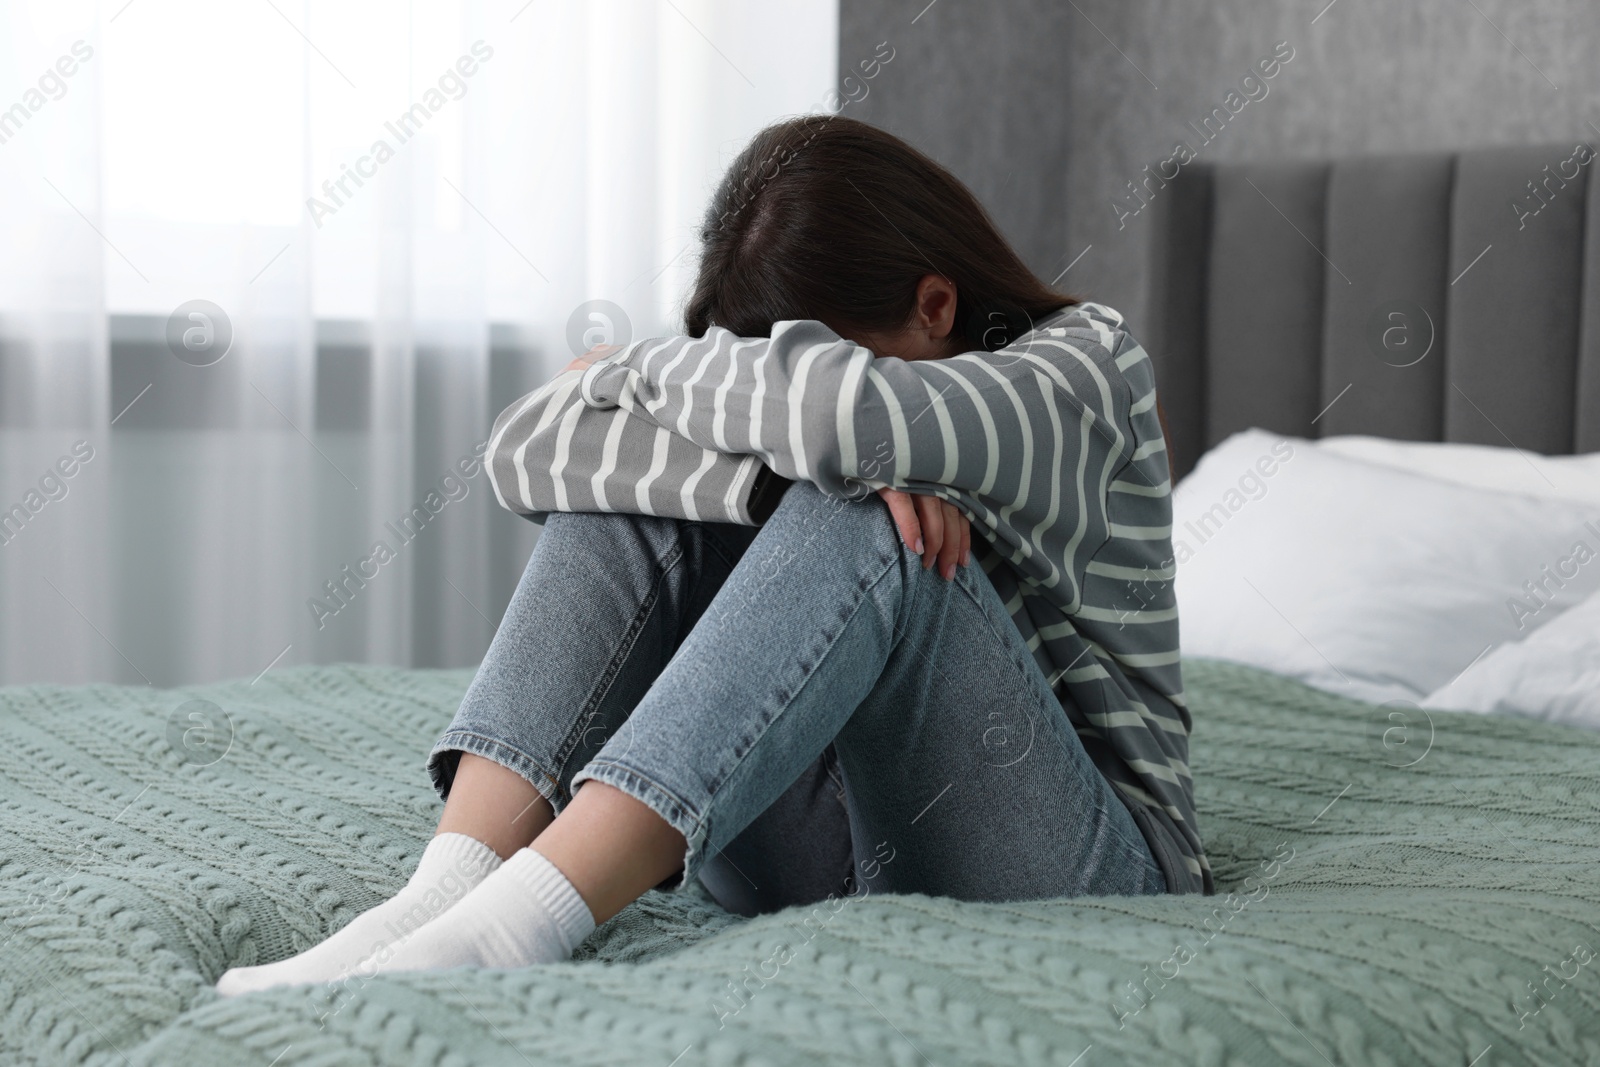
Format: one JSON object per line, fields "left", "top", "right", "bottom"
{"left": 578, "top": 313, "right": 1152, "bottom": 591}
{"left": 489, "top": 361, "right": 967, "bottom": 570}
{"left": 484, "top": 368, "right": 773, "bottom": 526}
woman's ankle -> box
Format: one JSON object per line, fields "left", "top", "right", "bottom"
{"left": 435, "top": 752, "right": 554, "bottom": 859}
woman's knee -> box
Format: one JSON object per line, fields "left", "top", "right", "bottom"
{"left": 535, "top": 510, "right": 684, "bottom": 571}
{"left": 766, "top": 481, "right": 900, "bottom": 553}
{"left": 539, "top": 509, "right": 644, "bottom": 548}
{"left": 537, "top": 510, "right": 760, "bottom": 585}
{"left": 542, "top": 509, "right": 666, "bottom": 540}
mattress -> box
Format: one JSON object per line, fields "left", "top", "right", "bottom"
{"left": 2, "top": 659, "right": 1596, "bottom": 1066}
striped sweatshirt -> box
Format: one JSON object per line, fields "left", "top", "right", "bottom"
{"left": 485, "top": 301, "right": 1210, "bottom": 895}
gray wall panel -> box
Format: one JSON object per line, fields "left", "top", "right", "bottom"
{"left": 1143, "top": 166, "right": 1212, "bottom": 477}
{"left": 1445, "top": 146, "right": 1586, "bottom": 453}
{"left": 1318, "top": 154, "right": 1453, "bottom": 441}
{"left": 1580, "top": 151, "right": 1600, "bottom": 453}
{"left": 1204, "top": 163, "right": 1328, "bottom": 446}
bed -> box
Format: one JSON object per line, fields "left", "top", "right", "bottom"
{"left": 4, "top": 144, "right": 1600, "bottom": 1066}
{"left": 3, "top": 659, "right": 1596, "bottom": 1066}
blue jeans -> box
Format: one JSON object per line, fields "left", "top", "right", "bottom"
{"left": 427, "top": 482, "right": 1165, "bottom": 915}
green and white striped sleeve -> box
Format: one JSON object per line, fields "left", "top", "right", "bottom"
{"left": 579, "top": 314, "right": 1145, "bottom": 603}
{"left": 484, "top": 367, "right": 774, "bottom": 525}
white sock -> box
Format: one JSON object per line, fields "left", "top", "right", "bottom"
{"left": 372, "top": 847, "right": 595, "bottom": 974}
{"left": 215, "top": 832, "right": 502, "bottom": 996}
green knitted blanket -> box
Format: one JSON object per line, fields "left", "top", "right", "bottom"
{"left": 2, "top": 659, "right": 1596, "bottom": 1066}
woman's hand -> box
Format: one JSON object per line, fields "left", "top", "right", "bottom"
{"left": 876, "top": 487, "right": 971, "bottom": 580}
{"left": 563, "top": 343, "right": 622, "bottom": 375}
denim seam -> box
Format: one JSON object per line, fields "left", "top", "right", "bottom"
{"left": 549, "top": 538, "right": 685, "bottom": 784}
{"left": 695, "top": 522, "right": 755, "bottom": 571}
{"left": 949, "top": 562, "right": 1157, "bottom": 868}
{"left": 1088, "top": 793, "right": 1163, "bottom": 890}
{"left": 707, "top": 536, "right": 901, "bottom": 802}
{"left": 685, "top": 539, "right": 902, "bottom": 880}
{"left": 820, "top": 743, "right": 849, "bottom": 809}
{"left": 570, "top": 759, "right": 706, "bottom": 890}
{"left": 589, "top": 533, "right": 900, "bottom": 889}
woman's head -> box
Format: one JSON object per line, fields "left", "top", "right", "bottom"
{"left": 684, "top": 115, "right": 1075, "bottom": 360}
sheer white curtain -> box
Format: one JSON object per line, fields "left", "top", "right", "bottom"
{"left": 0, "top": 0, "right": 838, "bottom": 687}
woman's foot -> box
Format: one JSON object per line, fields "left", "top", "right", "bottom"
{"left": 372, "top": 847, "right": 594, "bottom": 974}
{"left": 215, "top": 832, "right": 502, "bottom": 995}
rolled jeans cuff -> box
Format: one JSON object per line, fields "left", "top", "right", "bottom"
{"left": 570, "top": 758, "right": 708, "bottom": 892}
{"left": 427, "top": 730, "right": 564, "bottom": 811}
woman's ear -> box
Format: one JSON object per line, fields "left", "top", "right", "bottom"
{"left": 912, "top": 274, "right": 958, "bottom": 339}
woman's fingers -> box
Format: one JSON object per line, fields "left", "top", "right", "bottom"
{"left": 914, "top": 493, "right": 944, "bottom": 571}
{"left": 938, "top": 500, "right": 964, "bottom": 580}
{"left": 875, "top": 487, "right": 923, "bottom": 554}
{"left": 561, "top": 343, "right": 622, "bottom": 375}
{"left": 877, "top": 487, "right": 970, "bottom": 580}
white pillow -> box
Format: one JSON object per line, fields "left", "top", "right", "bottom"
{"left": 1173, "top": 429, "right": 1600, "bottom": 704}
{"left": 1317, "top": 435, "right": 1600, "bottom": 505}
{"left": 1423, "top": 586, "right": 1600, "bottom": 729}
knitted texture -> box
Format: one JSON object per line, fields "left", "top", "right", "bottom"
{"left": 1, "top": 660, "right": 1597, "bottom": 1066}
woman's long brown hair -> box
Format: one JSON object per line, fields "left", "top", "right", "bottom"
{"left": 683, "top": 114, "right": 1076, "bottom": 352}
{"left": 683, "top": 114, "right": 1175, "bottom": 482}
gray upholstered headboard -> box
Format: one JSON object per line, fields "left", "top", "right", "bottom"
{"left": 1142, "top": 143, "right": 1600, "bottom": 478}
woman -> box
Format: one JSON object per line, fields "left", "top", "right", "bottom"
{"left": 218, "top": 115, "right": 1207, "bottom": 995}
